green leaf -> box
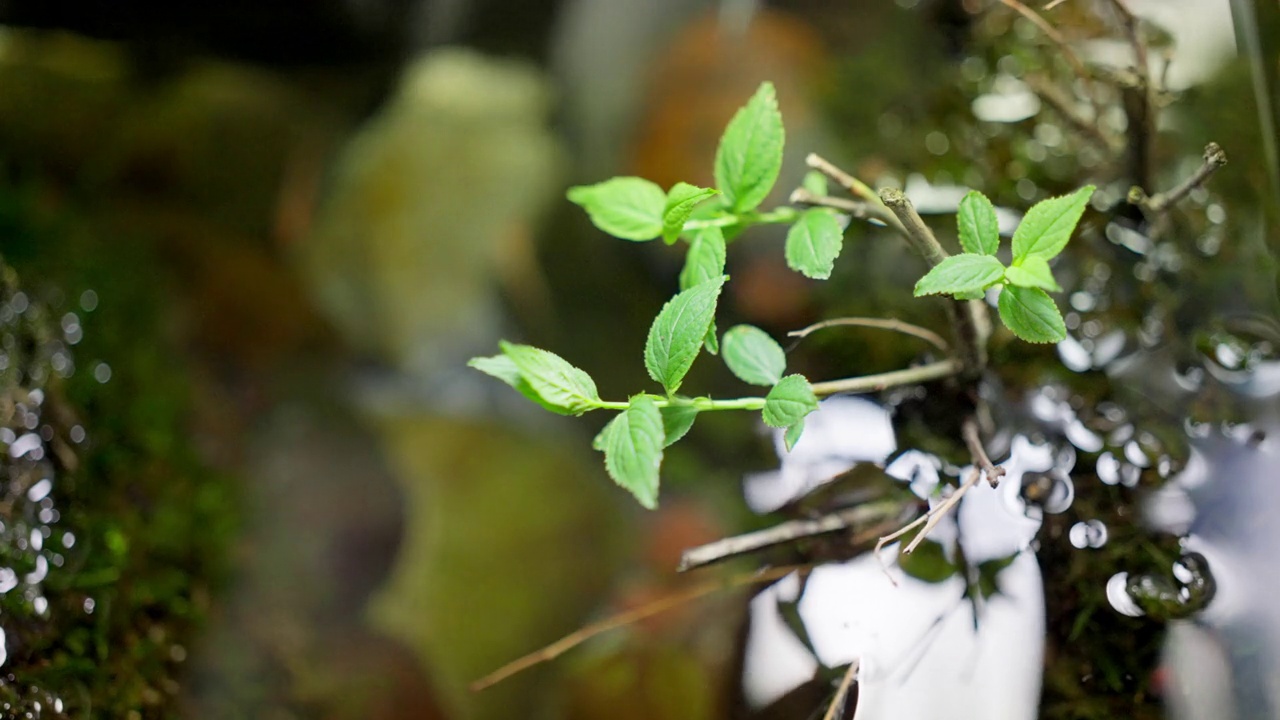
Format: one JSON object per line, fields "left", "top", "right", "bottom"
{"left": 801, "top": 170, "right": 828, "bottom": 197}
{"left": 644, "top": 276, "right": 726, "bottom": 393}
{"left": 703, "top": 321, "right": 719, "bottom": 355}
{"left": 660, "top": 404, "right": 699, "bottom": 447}
{"left": 679, "top": 228, "right": 727, "bottom": 290}
{"left": 784, "top": 419, "right": 805, "bottom": 451}
{"left": 714, "top": 81, "right": 785, "bottom": 213}
{"left": 762, "top": 374, "right": 818, "bottom": 428}
{"left": 469, "top": 354, "right": 561, "bottom": 413}
{"left": 1011, "top": 185, "right": 1095, "bottom": 262}
{"left": 662, "top": 183, "right": 718, "bottom": 244}
{"left": 567, "top": 177, "right": 667, "bottom": 241}
{"left": 898, "top": 534, "right": 959, "bottom": 583}
{"left": 1004, "top": 255, "right": 1061, "bottom": 291}
{"left": 913, "top": 254, "right": 1007, "bottom": 297}
{"left": 956, "top": 190, "right": 999, "bottom": 256}
{"left": 997, "top": 285, "right": 1066, "bottom": 343}
{"left": 785, "top": 208, "right": 844, "bottom": 280}
{"left": 721, "top": 324, "right": 786, "bottom": 386}
{"left": 495, "top": 341, "right": 602, "bottom": 415}
{"left": 599, "top": 396, "right": 665, "bottom": 509}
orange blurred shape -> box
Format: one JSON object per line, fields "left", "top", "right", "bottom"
{"left": 628, "top": 8, "right": 828, "bottom": 191}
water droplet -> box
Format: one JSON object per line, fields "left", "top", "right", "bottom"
{"left": 80, "top": 290, "right": 98, "bottom": 312}
{"left": 61, "top": 533, "right": 74, "bottom": 549}
{"left": 69, "top": 425, "right": 85, "bottom": 444}
{"left": 92, "top": 362, "right": 112, "bottom": 384}
{"left": 1069, "top": 520, "right": 1108, "bottom": 549}
{"left": 83, "top": 598, "right": 95, "bottom": 613}
{"left": 32, "top": 596, "right": 47, "bottom": 615}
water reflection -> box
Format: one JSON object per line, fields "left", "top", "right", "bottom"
{"left": 743, "top": 399, "right": 1058, "bottom": 719}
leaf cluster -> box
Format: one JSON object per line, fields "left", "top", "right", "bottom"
{"left": 471, "top": 80, "right": 1096, "bottom": 509}
{"left": 913, "top": 187, "right": 1094, "bottom": 343}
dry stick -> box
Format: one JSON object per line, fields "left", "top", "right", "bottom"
{"left": 469, "top": 564, "right": 805, "bottom": 691}
{"left": 789, "top": 188, "right": 878, "bottom": 219}
{"left": 810, "top": 358, "right": 961, "bottom": 397}
{"left": 997, "top": 0, "right": 1091, "bottom": 83}
{"left": 879, "top": 190, "right": 988, "bottom": 375}
{"left": 961, "top": 417, "right": 1006, "bottom": 488}
{"left": 1133, "top": 142, "right": 1229, "bottom": 215}
{"left": 822, "top": 659, "right": 861, "bottom": 720}
{"left": 790, "top": 317, "right": 950, "bottom": 353}
{"left": 1043, "top": 0, "right": 1069, "bottom": 8}
{"left": 678, "top": 500, "right": 912, "bottom": 572}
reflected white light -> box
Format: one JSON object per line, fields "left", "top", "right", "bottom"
{"left": 26, "top": 478, "right": 52, "bottom": 503}
{"left": 742, "top": 574, "right": 818, "bottom": 708}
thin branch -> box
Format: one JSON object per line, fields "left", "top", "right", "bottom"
{"left": 677, "top": 500, "right": 910, "bottom": 572}
{"left": 1132, "top": 142, "right": 1228, "bottom": 215}
{"left": 470, "top": 564, "right": 805, "bottom": 691}
{"left": 789, "top": 317, "right": 950, "bottom": 353}
{"left": 903, "top": 467, "right": 983, "bottom": 554}
{"left": 805, "top": 153, "right": 908, "bottom": 235}
{"left": 1024, "top": 73, "right": 1122, "bottom": 154}
{"left": 997, "top": 0, "right": 1091, "bottom": 83}
{"left": 879, "top": 190, "right": 988, "bottom": 374}
{"left": 1043, "top": 0, "right": 1069, "bottom": 8}
{"left": 823, "top": 659, "right": 861, "bottom": 720}
{"left": 809, "top": 358, "right": 961, "bottom": 397}
{"left": 877, "top": 188, "right": 949, "bottom": 267}
{"left": 961, "top": 417, "right": 1006, "bottom": 488}
{"left": 873, "top": 416, "right": 1003, "bottom": 582}
{"left": 789, "top": 188, "right": 878, "bottom": 219}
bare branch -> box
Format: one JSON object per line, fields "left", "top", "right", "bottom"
{"left": 789, "top": 316, "right": 950, "bottom": 353}
{"left": 903, "top": 467, "right": 983, "bottom": 554}
{"left": 1132, "top": 142, "right": 1228, "bottom": 216}
{"left": 878, "top": 188, "right": 949, "bottom": 267}
{"left": 470, "top": 564, "right": 806, "bottom": 691}
{"left": 962, "top": 417, "right": 1006, "bottom": 488}
{"left": 809, "top": 358, "right": 961, "bottom": 397}
{"left": 789, "top": 188, "right": 879, "bottom": 219}
{"left": 1024, "top": 73, "right": 1122, "bottom": 154}
{"left": 997, "top": 0, "right": 1091, "bottom": 83}
{"left": 823, "top": 659, "right": 861, "bottom": 720}
{"left": 804, "top": 153, "right": 908, "bottom": 235}
{"left": 677, "top": 500, "right": 910, "bottom": 572}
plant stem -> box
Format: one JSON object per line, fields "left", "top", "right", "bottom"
{"left": 594, "top": 396, "right": 766, "bottom": 412}
{"left": 789, "top": 316, "right": 950, "bottom": 353}
{"left": 677, "top": 499, "right": 909, "bottom": 571}
{"left": 879, "top": 190, "right": 989, "bottom": 375}
{"left": 809, "top": 358, "right": 961, "bottom": 396}
{"left": 682, "top": 207, "right": 799, "bottom": 232}
{"left": 1134, "top": 142, "right": 1228, "bottom": 215}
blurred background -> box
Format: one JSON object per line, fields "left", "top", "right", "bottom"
{"left": 0, "top": 0, "right": 1275, "bottom": 718}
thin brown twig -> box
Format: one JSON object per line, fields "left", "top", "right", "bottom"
{"left": 1024, "top": 74, "right": 1122, "bottom": 154}
{"left": 469, "top": 564, "right": 805, "bottom": 691}
{"left": 962, "top": 417, "right": 1006, "bottom": 488}
{"left": 1132, "top": 142, "right": 1228, "bottom": 215}
{"left": 823, "top": 659, "right": 861, "bottom": 720}
{"left": 789, "top": 317, "right": 950, "bottom": 353}
{"left": 804, "top": 153, "right": 907, "bottom": 235}
{"left": 789, "top": 188, "right": 877, "bottom": 218}
{"left": 903, "top": 467, "right": 984, "bottom": 554}
{"left": 678, "top": 500, "right": 912, "bottom": 572}
{"left": 809, "top": 358, "right": 961, "bottom": 397}
{"left": 997, "top": 0, "right": 1091, "bottom": 83}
